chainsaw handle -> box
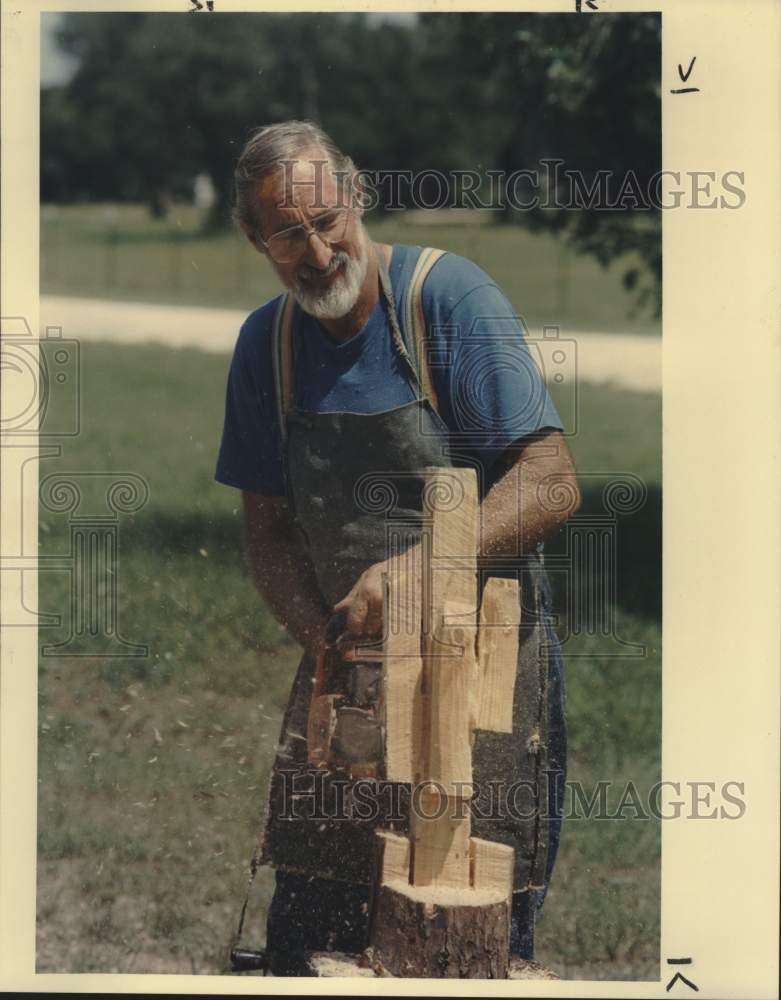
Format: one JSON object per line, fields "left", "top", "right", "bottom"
{"left": 324, "top": 608, "right": 357, "bottom": 648}
{"left": 230, "top": 946, "right": 267, "bottom": 972}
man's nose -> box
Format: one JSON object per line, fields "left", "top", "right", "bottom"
{"left": 300, "top": 231, "right": 333, "bottom": 270}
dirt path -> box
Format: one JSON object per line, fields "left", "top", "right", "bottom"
{"left": 41, "top": 295, "right": 661, "bottom": 392}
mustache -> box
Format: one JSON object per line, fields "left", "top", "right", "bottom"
{"left": 296, "top": 251, "right": 350, "bottom": 284}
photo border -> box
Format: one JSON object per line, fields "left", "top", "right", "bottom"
{"left": 1, "top": 1, "right": 778, "bottom": 996}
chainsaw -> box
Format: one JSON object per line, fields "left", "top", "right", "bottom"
{"left": 306, "top": 609, "right": 385, "bottom": 779}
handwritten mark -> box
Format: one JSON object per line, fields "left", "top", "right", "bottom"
{"left": 575, "top": 0, "right": 600, "bottom": 9}
{"left": 678, "top": 57, "right": 696, "bottom": 81}
{"left": 671, "top": 56, "right": 699, "bottom": 94}
{"left": 666, "top": 958, "right": 699, "bottom": 992}
{"left": 667, "top": 973, "right": 699, "bottom": 993}
{"left": 189, "top": 0, "right": 215, "bottom": 9}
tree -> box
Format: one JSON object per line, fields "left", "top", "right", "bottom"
{"left": 416, "top": 12, "right": 662, "bottom": 313}
{"left": 45, "top": 12, "right": 423, "bottom": 228}
{"left": 43, "top": 11, "right": 661, "bottom": 309}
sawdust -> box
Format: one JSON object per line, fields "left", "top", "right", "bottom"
{"left": 307, "top": 951, "right": 378, "bottom": 977}
{"left": 303, "top": 950, "right": 560, "bottom": 979}
{"left": 380, "top": 877, "right": 507, "bottom": 908}
{"left": 508, "top": 957, "right": 560, "bottom": 980}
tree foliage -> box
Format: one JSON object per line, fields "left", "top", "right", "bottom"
{"left": 42, "top": 11, "right": 660, "bottom": 308}
{"left": 416, "top": 13, "right": 661, "bottom": 311}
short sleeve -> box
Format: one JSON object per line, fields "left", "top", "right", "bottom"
{"left": 424, "top": 264, "right": 563, "bottom": 474}
{"left": 214, "top": 310, "right": 285, "bottom": 496}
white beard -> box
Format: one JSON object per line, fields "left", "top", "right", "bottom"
{"left": 291, "top": 226, "right": 370, "bottom": 320}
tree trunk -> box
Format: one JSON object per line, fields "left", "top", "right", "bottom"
{"left": 370, "top": 882, "right": 510, "bottom": 979}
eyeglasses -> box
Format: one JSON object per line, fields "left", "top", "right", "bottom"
{"left": 258, "top": 207, "right": 352, "bottom": 264}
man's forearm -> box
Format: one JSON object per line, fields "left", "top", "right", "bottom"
{"left": 245, "top": 524, "right": 330, "bottom": 653}
{"left": 478, "top": 462, "right": 557, "bottom": 558}
{"left": 478, "top": 432, "right": 581, "bottom": 559}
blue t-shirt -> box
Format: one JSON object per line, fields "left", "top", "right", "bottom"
{"left": 215, "top": 244, "right": 563, "bottom": 496}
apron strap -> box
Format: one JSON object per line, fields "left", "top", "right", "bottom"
{"left": 375, "top": 243, "right": 446, "bottom": 419}
{"left": 271, "top": 292, "right": 296, "bottom": 447}
{"left": 374, "top": 243, "right": 423, "bottom": 397}
{"left": 405, "top": 247, "right": 446, "bottom": 418}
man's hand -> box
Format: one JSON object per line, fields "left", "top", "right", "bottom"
{"left": 332, "top": 545, "right": 423, "bottom": 659}
{"left": 332, "top": 559, "right": 388, "bottom": 638}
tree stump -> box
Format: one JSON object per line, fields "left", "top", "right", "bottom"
{"left": 370, "top": 882, "right": 510, "bottom": 979}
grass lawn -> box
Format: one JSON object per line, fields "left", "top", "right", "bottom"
{"left": 37, "top": 340, "right": 661, "bottom": 978}
{"left": 41, "top": 203, "right": 660, "bottom": 336}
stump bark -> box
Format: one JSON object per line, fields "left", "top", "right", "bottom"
{"left": 370, "top": 882, "right": 510, "bottom": 979}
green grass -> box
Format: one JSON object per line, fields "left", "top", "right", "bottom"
{"left": 37, "top": 341, "right": 661, "bottom": 978}
{"left": 41, "top": 202, "right": 660, "bottom": 335}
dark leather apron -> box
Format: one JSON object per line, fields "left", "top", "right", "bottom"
{"left": 259, "top": 245, "right": 566, "bottom": 960}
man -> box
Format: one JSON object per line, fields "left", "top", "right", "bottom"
{"left": 216, "top": 120, "right": 580, "bottom": 975}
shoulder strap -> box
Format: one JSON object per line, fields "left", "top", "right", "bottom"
{"left": 404, "top": 247, "right": 446, "bottom": 418}
{"left": 271, "top": 292, "right": 296, "bottom": 446}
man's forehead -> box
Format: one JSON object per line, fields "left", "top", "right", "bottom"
{"left": 260, "top": 154, "right": 343, "bottom": 214}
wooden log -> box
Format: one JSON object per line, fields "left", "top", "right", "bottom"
{"left": 470, "top": 837, "right": 514, "bottom": 898}
{"left": 410, "top": 786, "right": 471, "bottom": 889}
{"left": 381, "top": 561, "right": 425, "bottom": 784}
{"left": 376, "top": 829, "right": 411, "bottom": 884}
{"left": 408, "top": 468, "right": 479, "bottom": 894}
{"left": 476, "top": 578, "right": 521, "bottom": 733}
{"left": 424, "top": 467, "right": 479, "bottom": 616}
{"left": 370, "top": 881, "right": 510, "bottom": 979}
{"left": 427, "top": 602, "right": 475, "bottom": 795}
{"left": 423, "top": 468, "right": 479, "bottom": 730}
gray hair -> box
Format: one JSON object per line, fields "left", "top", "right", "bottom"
{"left": 233, "top": 120, "right": 357, "bottom": 237}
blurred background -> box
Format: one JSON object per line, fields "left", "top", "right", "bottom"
{"left": 37, "top": 10, "right": 661, "bottom": 979}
